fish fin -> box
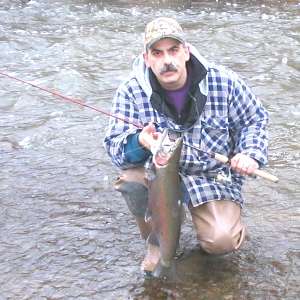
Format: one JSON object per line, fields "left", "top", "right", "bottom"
{"left": 180, "top": 202, "right": 186, "bottom": 223}
{"left": 146, "top": 232, "right": 159, "bottom": 246}
{"left": 144, "top": 208, "right": 152, "bottom": 223}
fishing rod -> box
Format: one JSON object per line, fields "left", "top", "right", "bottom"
{"left": 189, "top": 144, "right": 279, "bottom": 183}
{"left": 0, "top": 71, "right": 278, "bottom": 183}
{"left": 0, "top": 71, "right": 143, "bottom": 129}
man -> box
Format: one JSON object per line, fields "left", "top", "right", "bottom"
{"left": 104, "top": 17, "right": 268, "bottom": 273}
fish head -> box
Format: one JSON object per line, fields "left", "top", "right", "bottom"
{"left": 153, "top": 134, "right": 183, "bottom": 166}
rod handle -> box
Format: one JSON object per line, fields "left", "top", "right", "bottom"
{"left": 214, "top": 153, "right": 279, "bottom": 183}
{"left": 252, "top": 169, "right": 279, "bottom": 183}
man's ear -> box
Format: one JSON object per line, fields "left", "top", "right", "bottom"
{"left": 143, "top": 52, "right": 150, "bottom": 67}
{"left": 184, "top": 44, "right": 190, "bottom": 62}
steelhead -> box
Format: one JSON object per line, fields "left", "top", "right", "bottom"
{"left": 146, "top": 131, "right": 183, "bottom": 277}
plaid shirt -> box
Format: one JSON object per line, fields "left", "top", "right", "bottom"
{"left": 104, "top": 46, "right": 269, "bottom": 207}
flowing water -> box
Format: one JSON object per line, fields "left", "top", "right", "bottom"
{"left": 0, "top": 0, "right": 299, "bottom": 299}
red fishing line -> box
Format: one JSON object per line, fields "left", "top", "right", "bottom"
{"left": 0, "top": 71, "right": 143, "bottom": 129}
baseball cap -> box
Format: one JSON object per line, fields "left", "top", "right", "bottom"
{"left": 144, "top": 17, "right": 185, "bottom": 51}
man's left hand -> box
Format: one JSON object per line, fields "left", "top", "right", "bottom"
{"left": 230, "top": 153, "right": 259, "bottom": 176}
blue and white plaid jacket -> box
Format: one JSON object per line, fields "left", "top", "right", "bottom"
{"left": 104, "top": 45, "right": 269, "bottom": 207}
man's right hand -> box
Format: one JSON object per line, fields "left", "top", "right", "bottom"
{"left": 138, "top": 123, "right": 161, "bottom": 151}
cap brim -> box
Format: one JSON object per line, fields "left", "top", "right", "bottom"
{"left": 146, "top": 35, "right": 185, "bottom": 50}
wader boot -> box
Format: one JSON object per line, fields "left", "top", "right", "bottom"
{"left": 114, "top": 167, "right": 160, "bottom": 272}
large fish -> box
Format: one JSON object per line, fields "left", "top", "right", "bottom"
{"left": 146, "top": 130, "right": 183, "bottom": 277}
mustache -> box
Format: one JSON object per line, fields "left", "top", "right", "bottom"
{"left": 160, "top": 62, "right": 178, "bottom": 74}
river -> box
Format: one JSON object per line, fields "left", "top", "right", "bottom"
{"left": 0, "top": 0, "right": 299, "bottom": 299}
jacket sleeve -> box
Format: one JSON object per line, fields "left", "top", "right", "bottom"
{"left": 228, "top": 72, "right": 269, "bottom": 166}
{"left": 103, "top": 82, "right": 147, "bottom": 169}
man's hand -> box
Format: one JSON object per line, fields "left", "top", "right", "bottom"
{"left": 230, "top": 153, "right": 259, "bottom": 176}
{"left": 138, "top": 123, "right": 161, "bottom": 151}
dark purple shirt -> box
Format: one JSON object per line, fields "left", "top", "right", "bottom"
{"left": 164, "top": 76, "right": 190, "bottom": 114}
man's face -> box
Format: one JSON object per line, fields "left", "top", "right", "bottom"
{"left": 143, "top": 38, "right": 190, "bottom": 91}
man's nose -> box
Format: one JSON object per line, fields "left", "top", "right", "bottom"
{"left": 163, "top": 52, "right": 172, "bottom": 64}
